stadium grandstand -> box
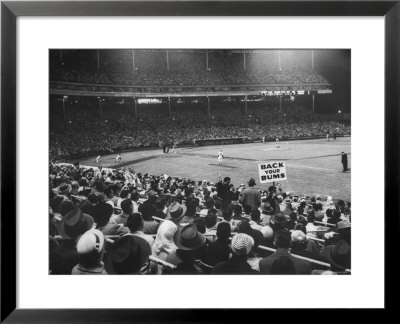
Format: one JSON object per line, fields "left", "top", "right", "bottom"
{"left": 49, "top": 49, "right": 351, "bottom": 275}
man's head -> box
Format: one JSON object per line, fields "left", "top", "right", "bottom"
{"left": 205, "top": 198, "right": 215, "bottom": 209}
{"left": 223, "top": 177, "right": 231, "bottom": 185}
{"left": 121, "top": 199, "right": 133, "bottom": 215}
{"left": 233, "top": 204, "right": 242, "bottom": 217}
{"left": 216, "top": 221, "right": 231, "bottom": 241}
{"left": 127, "top": 213, "right": 144, "bottom": 233}
{"left": 274, "top": 230, "right": 292, "bottom": 249}
{"left": 205, "top": 208, "right": 218, "bottom": 229}
{"left": 248, "top": 178, "right": 256, "bottom": 187}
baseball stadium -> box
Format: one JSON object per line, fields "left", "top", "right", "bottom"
{"left": 49, "top": 49, "right": 351, "bottom": 275}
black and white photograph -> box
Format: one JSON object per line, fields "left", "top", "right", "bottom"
{"left": 48, "top": 49, "right": 351, "bottom": 276}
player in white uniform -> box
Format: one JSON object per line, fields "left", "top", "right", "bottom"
{"left": 172, "top": 142, "right": 177, "bottom": 154}
{"left": 96, "top": 155, "right": 101, "bottom": 163}
{"left": 115, "top": 154, "right": 122, "bottom": 163}
{"left": 217, "top": 150, "right": 224, "bottom": 165}
{"left": 275, "top": 137, "right": 280, "bottom": 148}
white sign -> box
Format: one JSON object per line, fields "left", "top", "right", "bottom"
{"left": 258, "top": 161, "right": 287, "bottom": 183}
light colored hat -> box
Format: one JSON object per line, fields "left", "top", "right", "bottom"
{"left": 231, "top": 233, "right": 254, "bottom": 256}
{"left": 76, "top": 229, "right": 104, "bottom": 255}
{"left": 260, "top": 226, "right": 274, "bottom": 239}
{"left": 291, "top": 230, "right": 307, "bottom": 243}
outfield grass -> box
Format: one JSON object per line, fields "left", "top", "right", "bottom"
{"left": 79, "top": 137, "right": 351, "bottom": 202}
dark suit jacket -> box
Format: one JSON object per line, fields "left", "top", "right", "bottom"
{"left": 213, "top": 254, "right": 259, "bottom": 274}
{"left": 342, "top": 154, "right": 348, "bottom": 164}
{"left": 240, "top": 187, "right": 261, "bottom": 211}
{"left": 259, "top": 249, "right": 312, "bottom": 274}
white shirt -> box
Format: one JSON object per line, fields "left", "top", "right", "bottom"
{"left": 218, "top": 152, "right": 223, "bottom": 158}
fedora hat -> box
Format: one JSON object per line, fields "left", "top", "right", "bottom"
{"left": 167, "top": 202, "right": 187, "bottom": 222}
{"left": 324, "top": 240, "right": 351, "bottom": 270}
{"left": 270, "top": 212, "right": 289, "bottom": 225}
{"left": 173, "top": 223, "right": 206, "bottom": 250}
{"left": 58, "top": 208, "right": 94, "bottom": 239}
{"left": 261, "top": 202, "right": 274, "bottom": 214}
{"left": 58, "top": 183, "right": 71, "bottom": 195}
{"left": 105, "top": 235, "right": 151, "bottom": 274}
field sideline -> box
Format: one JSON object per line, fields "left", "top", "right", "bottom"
{"left": 78, "top": 137, "right": 351, "bottom": 202}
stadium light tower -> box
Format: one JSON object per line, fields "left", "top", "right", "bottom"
{"left": 97, "top": 96, "right": 103, "bottom": 120}
{"left": 62, "top": 95, "right": 68, "bottom": 120}
{"left": 338, "top": 109, "right": 342, "bottom": 114}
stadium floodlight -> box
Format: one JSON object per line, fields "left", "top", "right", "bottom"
{"left": 338, "top": 110, "right": 342, "bottom": 114}
{"left": 63, "top": 95, "right": 68, "bottom": 99}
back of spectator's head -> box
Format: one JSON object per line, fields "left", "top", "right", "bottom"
{"left": 237, "top": 221, "right": 251, "bottom": 234}
{"left": 231, "top": 233, "right": 254, "bottom": 257}
{"left": 243, "top": 205, "right": 252, "bottom": 215}
{"left": 59, "top": 199, "right": 75, "bottom": 217}
{"left": 289, "top": 211, "right": 297, "bottom": 222}
{"left": 216, "top": 222, "right": 231, "bottom": 241}
{"left": 121, "top": 198, "right": 133, "bottom": 215}
{"left": 333, "top": 209, "right": 342, "bottom": 220}
{"left": 306, "top": 210, "right": 315, "bottom": 223}
{"left": 205, "top": 208, "right": 218, "bottom": 228}
{"left": 193, "top": 218, "right": 206, "bottom": 234}
{"left": 205, "top": 198, "right": 215, "bottom": 209}
{"left": 130, "top": 191, "right": 140, "bottom": 202}
{"left": 140, "top": 203, "right": 154, "bottom": 221}
{"left": 233, "top": 204, "right": 242, "bottom": 216}
{"left": 127, "top": 213, "right": 144, "bottom": 233}
{"left": 88, "top": 193, "right": 98, "bottom": 205}
{"left": 103, "top": 187, "right": 113, "bottom": 198}
{"left": 274, "top": 230, "right": 292, "bottom": 249}
{"left": 222, "top": 209, "right": 232, "bottom": 222}
{"left": 120, "top": 189, "right": 130, "bottom": 199}
{"left": 251, "top": 209, "right": 261, "bottom": 222}
{"left": 261, "top": 226, "right": 274, "bottom": 240}
{"left": 291, "top": 230, "right": 307, "bottom": 244}
{"left": 248, "top": 178, "right": 256, "bottom": 187}
{"left": 223, "top": 177, "right": 231, "bottom": 183}
{"left": 270, "top": 255, "right": 296, "bottom": 274}
{"left": 76, "top": 229, "right": 105, "bottom": 268}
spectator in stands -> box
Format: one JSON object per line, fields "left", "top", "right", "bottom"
{"left": 166, "top": 201, "right": 187, "bottom": 225}
{"left": 180, "top": 195, "right": 198, "bottom": 224}
{"left": 259, "top": 230, "right": 312, "bottom": 274}
{"left": 314, "top": 240, "right": 351, "bottom": 274}
{"left": 140, "top": 203, "right": 159, "bottom": 235}
{"left": 270, "top": 256, "right": 297, "bottom": 275}
{"left": 151, "top": 220, "right": 178, "bottom": 274}
{"left": 105, "top": 235, "right": 152, "bottom": 274}
{"left": 204, "top": 208, "right": 218, "bottom": 242}
{"left": 216, "top": 177, "right": 232, "bottom": 208}
{"left": 249, "top": 209, "right": 263, "bottom": 231}
{"left": 50, "top": 208, "right": 94, "bottom": 274}
{"left": 266, "top": 185, "right": 280, "bottom": 214}
{"left": 57, "top": 182, "right": 71, "bottom": 201}
{"left": 126, "top": 213, "right": 154, "bottom": 248}
{"left": 164, "top": 224, "right": 206, "bottom": 274}
{"left": 239, "top": 178, "right": 261, "bottom": 212}
{"left": 213, "top": 233, "right": 258, "bottom": 274}
{"left": 290, "top": 230, "right": 319, "bottom": 260}
{"left": 110, "top": 198, "right": 133, "bottom": 226}
{"left": 202, "top": 222, "right": 231, "bottom": 267}
{"left": 72, "top": 229, "right": 107, "bottom": 275}
{"left": 260, "top": 201, "right": 274, "bottom": 226}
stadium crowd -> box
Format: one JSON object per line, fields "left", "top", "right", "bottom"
{"left": 49, "top": 163, "right": 351, "bottom": 275}
{"left": 50, "top": 50, "right": 329, "bottom": 87}
{"left": 50, "top": 102, "right": 350, "bottom": 160}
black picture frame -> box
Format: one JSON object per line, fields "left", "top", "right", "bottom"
{"left": 1, "top": 0, "right": 399, "bottom": 321}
